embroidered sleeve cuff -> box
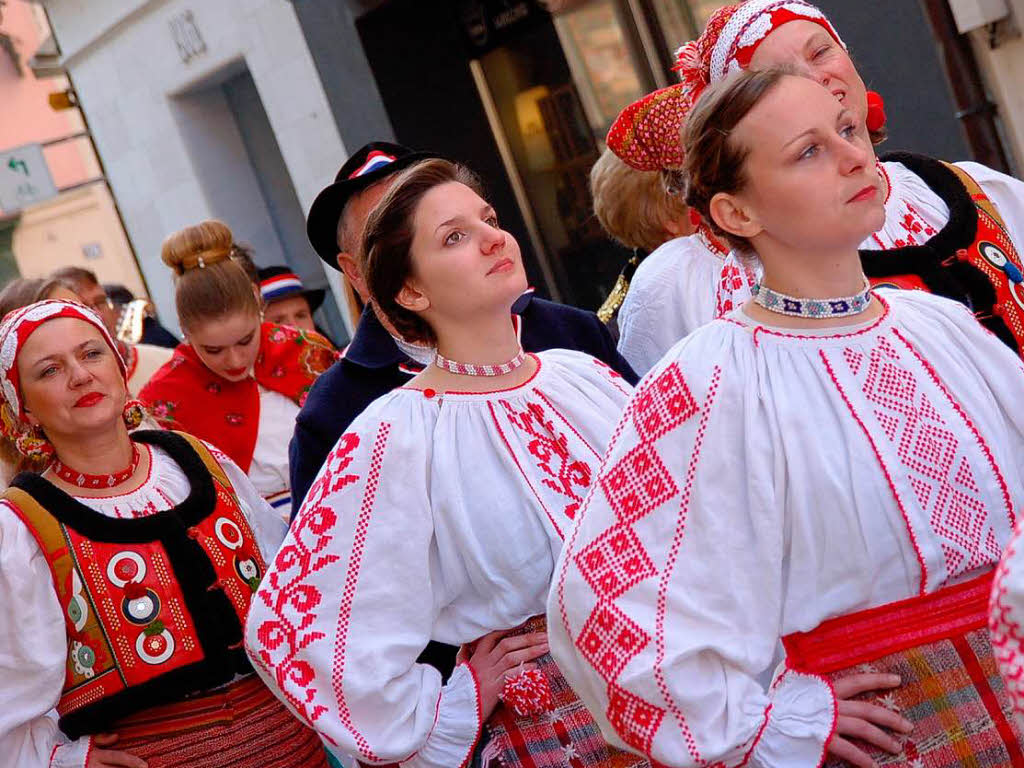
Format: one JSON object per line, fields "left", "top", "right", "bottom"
{"left": 50, "top": 736, "right": 91, "bottom": 768}
{"left": 401, "top": 663, "right": 483, "bottom": 768}
{"left": 749, "top": 670, "right": 836, "bottom": 768}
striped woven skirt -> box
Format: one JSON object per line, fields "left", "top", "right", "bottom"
{"left": 110, "top": 674, "right": 329, "bottom": 767}
{"left": 783, "top": 571, "right": 1024, "bottom": 767}
{"left": 479, "top": 616, "right": 649, "bottom": 768}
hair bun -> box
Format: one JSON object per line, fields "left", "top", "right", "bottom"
{"left": 161, "top": 220, "right": 235, "bottom": 275}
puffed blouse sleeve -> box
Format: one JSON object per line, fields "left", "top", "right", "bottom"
{"left": 547, "top": 331, "right": 836, "bottom": 767}
{"left": 244, "top": 403, "right": 482, "bottom": 768}
{"left": 0, "top": 501, "right": 91, "bottom": 768}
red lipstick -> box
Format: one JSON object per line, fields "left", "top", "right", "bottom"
{"left": 848, "top": 185, "right": 878, "bottom": 203}
{"left": 224, "top": 367, "right": 248, "bottom": 377}
{"left": 74, "top": 392, "right": 104, "bottom": 408}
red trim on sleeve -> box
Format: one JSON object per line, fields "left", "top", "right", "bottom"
{"left": 457, "top": 663, "right": 485, "bottom": 768}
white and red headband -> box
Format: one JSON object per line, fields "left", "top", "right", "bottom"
{"left": 0, "top": 300, "right": 126, "bottom": 420}
{"left": 610, "top": 0, "right": 845, "bottom": 171}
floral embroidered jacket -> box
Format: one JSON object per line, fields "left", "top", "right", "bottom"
{"left": 139, "top": 322, "right": 338, "bottom": 473}
{"left": 244, "top": 349, "right": 633, "bottom": 767}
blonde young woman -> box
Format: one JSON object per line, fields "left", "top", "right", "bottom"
{"left": 139, "top": 221, "right": 337, "bottom": 516}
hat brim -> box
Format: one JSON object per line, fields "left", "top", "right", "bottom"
{"left": 307, "top": 150, "right": 439, "bottom": 269}
{"left": 265, "top": 287, "right": 326, "bottom": 313}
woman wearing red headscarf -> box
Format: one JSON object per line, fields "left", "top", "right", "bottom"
{"left": 0, "top": 300, "right": 328, "bottom": 768}
{"left": 612, "top": 0, "right": 1024, "bottom": 376}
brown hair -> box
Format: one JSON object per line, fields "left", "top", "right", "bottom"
{"left": 682, "top": 68, "right": 792, "bottom": 254}
{"left": 0, "top": 277, "right": 76, "bottom": 319}
{"left": 50, "top": 265, "right": 99, "bottom": 291}
{"left": 590, "top": 149, "right": 691, "bottom": 253}
{"left": 363, "top": 159, "right": 483, "bottom": 345}
{"left": 160, "top": 220, "right": 260, "bottom": 333}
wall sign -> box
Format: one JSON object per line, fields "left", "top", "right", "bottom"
{"left": 169, "top": 10, "right": 207, "bottom": 64}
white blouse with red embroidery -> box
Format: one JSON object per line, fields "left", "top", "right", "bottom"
{"left": 0, "top": 441, "right": 286, "bottom": 768}
{"left": 617, "top": 232, "right": 754, "bottom": 377}
{"left": 620, "top": 159, "right": 1024, "bottom": 377}
{"left": 549, "top": 290, "right": 1024, "bottom": 767}
{"left": 991, "top": 517, "right": 1024, "bottom": 731}
{"left": 244, "top": 349, "right": 632, "bottom": 768}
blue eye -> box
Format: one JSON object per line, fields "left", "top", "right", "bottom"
{"left": 799, "top": 144, "right": 820, "bottom": 160}
{"left": 840, "top": 123, "right": 857, "bottom": 139}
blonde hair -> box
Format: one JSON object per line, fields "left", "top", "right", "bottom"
{"left": 590, "top": 148, "right": 690, "bottom": 253}
{"left": 161, "top": 220, "right": 260, "bottom": 333}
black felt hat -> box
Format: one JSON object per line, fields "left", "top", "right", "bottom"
{"left": 306, "top": 141, "right": 440, "bottom": 269}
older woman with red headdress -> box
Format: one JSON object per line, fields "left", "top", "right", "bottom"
{"left": 612, "top": 0, "right": 1024, "bottom": 376}
{"left": 0, "top": 299, "right": 329, "bottom": 768}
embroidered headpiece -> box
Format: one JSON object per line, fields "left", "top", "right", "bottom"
{"left": 608, "top": 0, "right": 844, "bottom": 171}
{"left": 0, "top": 300, "right": 126, "bottom": 421}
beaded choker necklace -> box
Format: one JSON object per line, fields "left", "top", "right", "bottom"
{"left": 434, "top": 348, "right": 527, "bottom": 377}
{"left": 752, "top": 277, "right": 873, "bottom": 319}
{"left": 53, "top": 443, "right": 141, "bottom": 489}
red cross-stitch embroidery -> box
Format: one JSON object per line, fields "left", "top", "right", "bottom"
{"left": 500, "top": 398, "right": 593, "bottom": 520}
{"left": 600, "top": 443, "right": 678, "bottom": 525}
{"left": 250, "top": 432, "right": 360, "bottom": 726}
{"left": 840, "top": 335, "right": 1002, "bottom": 579}
{"left": 632, "top": 363, "right": 698, "bottom": 443}
{"left": 577, "top": 601, "right": 651, "bottom": 684}
{"left": 575, "top": 523, "right": 657, "bottom": 602}
{"left": 606, "top": 684, "right": 666, "bottom": 756}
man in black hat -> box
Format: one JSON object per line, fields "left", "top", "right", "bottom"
{"left": 291, "top": 141, "right": 637, "bottom": 519}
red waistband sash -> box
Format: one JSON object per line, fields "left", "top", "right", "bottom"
{"left": 782, "top": 571, "right": 994, "bottom": 675}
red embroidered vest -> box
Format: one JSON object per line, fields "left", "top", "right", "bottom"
{"left": 862, "top": 152, "right": 1024, "bottom": 357}
{"left": 4, "top": 431, "right": 266, "bottom": 739}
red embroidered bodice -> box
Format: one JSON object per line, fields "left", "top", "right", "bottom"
{"left": 3, "top": 431, "right": 266, "bottom": 739}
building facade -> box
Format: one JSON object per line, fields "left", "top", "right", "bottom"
{"left": 0, "top": 0, "right": 143, "bottom": 295}
{"left": 38, "top": 0, "right": 1024, "bottom": 332}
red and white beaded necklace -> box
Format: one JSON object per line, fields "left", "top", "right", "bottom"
{"left": 52, "top": 443, "right": 141, "bottom": 489}
{"left": 434, "top": 348, "right": 527, "bottom": 377}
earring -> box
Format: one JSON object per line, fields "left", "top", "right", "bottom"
{"left": 15, "top": 429, "right": 54, "bottom": 463}
{"left": 866, "top": 91, "right": 887, "bottom": 133}
{"left": 122, "top": 399, "right": 146, "bottom": 430}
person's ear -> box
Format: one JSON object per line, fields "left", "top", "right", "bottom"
{"left": 395, "top": 280, "right": 430, "bottom": 315}
{"left": 337, "top": 252, "right": 369, "bottom": 303}
{"left": 709, "top": 192, "right": 763, "bottom": 241}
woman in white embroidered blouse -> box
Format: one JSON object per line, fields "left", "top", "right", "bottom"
{"left": 549, "top": 71, "right": 1024, "bottom": 768}
{"left": 245, "top": 159, "right": 637, "bottom": 768}
{"left": 615, "top": 0, "right": 1024, "bottom": 376}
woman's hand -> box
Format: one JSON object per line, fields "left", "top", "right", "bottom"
{"left": 465, "top": 628, "right": 549, "bottom": 719}
{"left": 826, "top": 673, "right": 914, "bottom": 768}
{"left": 87, "top": 734, "right": 147, "bottom": 768}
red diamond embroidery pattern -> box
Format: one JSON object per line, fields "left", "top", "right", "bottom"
{"left": 607, "top": 684, "right": 666, "bottom": 755}
{"left": 600, "top": 444, "right": 678, "bottom": 525}
{"left": 577, "top": 602, "right": 651, "bottom": 683}
{"left": 632, "top": 363, "right": 699, "bottom": 443}
{"left": 575, "top": 523, "right": 657, "bottom": 601}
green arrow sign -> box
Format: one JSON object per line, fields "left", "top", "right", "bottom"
{"left": 7, "top": 158, "right": 28, "bottom": 176}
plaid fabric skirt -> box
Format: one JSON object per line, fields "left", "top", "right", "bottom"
{"left": 479, "top": 616, "right": 649, "bottom": 768}
{"left": 110, "top": 675, "right": 329, "bottom": 767}
{"left": 783, "top": 572, "right": 1024, "bottom": 767}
